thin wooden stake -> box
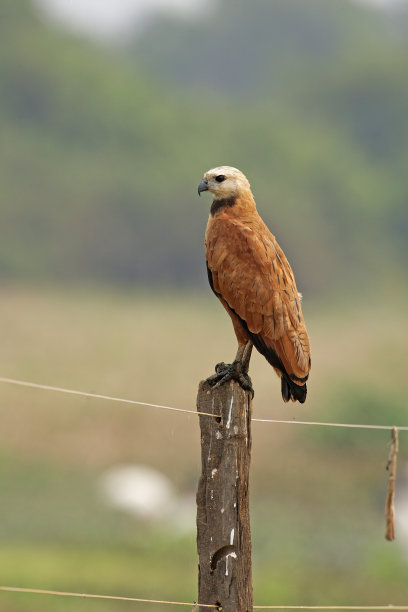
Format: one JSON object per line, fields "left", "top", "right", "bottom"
{"left": 385, "top": 426, "right": 399, "bottom": 541}
{"left": 196, "top": 379, "right": 253, "bottom": 612}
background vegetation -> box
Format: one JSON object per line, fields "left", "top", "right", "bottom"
{"left": 1, "top": 0, "right": 408, "bottom": 610}
{"left": 1, "top": 0, "right": 408, "bottom": 290}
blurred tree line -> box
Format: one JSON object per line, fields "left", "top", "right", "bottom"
{"left": 1, "top": 0, "right": 407, "bottom": 293}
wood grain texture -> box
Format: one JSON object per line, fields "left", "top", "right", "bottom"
{"left": 196, "top": 380, "right": 253, "bottom": 612}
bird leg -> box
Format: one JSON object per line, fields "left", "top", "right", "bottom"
{"left": 241, "top": 340, "right": 253, "bottom": 374}
{"left": 206, "top": 340, "right": 254, "bottom": 397}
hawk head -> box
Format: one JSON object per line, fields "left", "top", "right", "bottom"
{"left": 198, "top": 166, "right": 251, "bottom": 199}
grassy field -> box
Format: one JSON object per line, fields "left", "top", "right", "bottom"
{"left": 0, "top": 285, "right": 407, "bottom": 611}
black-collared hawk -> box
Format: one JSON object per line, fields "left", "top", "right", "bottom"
{"left": 198, "top": 166, "right": 311, "bottom": 403}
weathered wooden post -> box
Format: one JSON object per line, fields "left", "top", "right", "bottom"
{"left": 196, "top": 379, "right": 253, "bottom": 611}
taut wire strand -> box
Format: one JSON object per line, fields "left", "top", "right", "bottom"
{"left": 0, "top": 376, "right": 217, "bottom": 419}
{"left": 251, "top": 417, "right": 408, "bottom": 431}
{"left": 254, "top": 604, "right": 408, "bottom": 610}
{"left": 1, "top": 376, "right": 408, "bottom": 431}
{"left": 1, "top": 586, "right": 408, "bottom": 610}
{"left": 0, "top": 586, "right": 216, "bottom": 608}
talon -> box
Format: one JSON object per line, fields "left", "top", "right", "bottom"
{"left": 214, "top": 362, "right": 227, "bottom": 374}
{"left": 212, "top": 373, "right": 231, "bottom": 389}
{"left": 206, "top": 363, "right": 231, "bottom": 386}
{"left": 205, "top": 360, "right": 254, "bottom": 397}
{"left": 238, "top": 374, "right": 254, "bottom": 398}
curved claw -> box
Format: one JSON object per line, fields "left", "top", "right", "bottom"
{"left": 206, "top": 361, "right": 254, "bottom": 398}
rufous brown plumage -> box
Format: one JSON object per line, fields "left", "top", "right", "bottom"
{"left": 198, "top": 166, "right": 311, "bottom": 403}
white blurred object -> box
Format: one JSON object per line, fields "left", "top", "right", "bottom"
{"left": 32, "top": 0, "right": 408, "bottom": 41}
{"left": 33, "top": 0, "right": 211, "bottom": 39}
{"left": 100, "top": 464, "right": 195, "bottom": 530}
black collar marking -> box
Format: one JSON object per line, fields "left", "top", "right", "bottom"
{"left": 210, "top": 197, "right": 236, "bottom": 217}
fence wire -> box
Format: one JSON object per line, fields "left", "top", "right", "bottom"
{"left": 0, "top": 376, "right": 407, "bottom": 431}
{"left": 1, "top": 586, "right": 408, "bottom": 610}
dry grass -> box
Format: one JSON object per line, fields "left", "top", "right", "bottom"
{"left": 0, "top": 284, "right": 407, "bottom": 476}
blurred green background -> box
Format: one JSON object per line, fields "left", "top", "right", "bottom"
{"left": 1, "top": 0, "right": 408, "bottom": 610}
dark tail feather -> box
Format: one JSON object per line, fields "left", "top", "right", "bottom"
{"left": 281, "top": 375, "right": 307, "bottom": 404}
{"left": 281, "top": 376, "right": 291, "bottom": 402}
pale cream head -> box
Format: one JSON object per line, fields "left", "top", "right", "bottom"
{"left": 198, "top": 166, "right": 251, "bottom": 199}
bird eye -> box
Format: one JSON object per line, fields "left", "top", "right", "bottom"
{"left": 215, "top": 175, "right": 226, "bottom": 183}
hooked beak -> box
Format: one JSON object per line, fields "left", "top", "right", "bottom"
{"left": 197, "top": 178, "right": 208, "bottom": 196}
